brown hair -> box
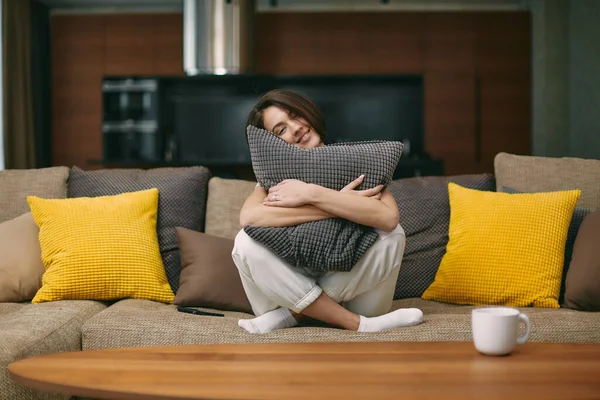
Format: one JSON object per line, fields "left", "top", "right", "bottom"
{"left": 246, "top": 89, "right": 327, "bottom": 142}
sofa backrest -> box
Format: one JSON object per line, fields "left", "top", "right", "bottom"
{"left": 204, "top": 177, "right": 256, "bottom": 240}
{"left": 495, "top": 152, "right": 600, "bottom": 210}
{"left": 0, "top": 167, "right": 69, "bottom": 223}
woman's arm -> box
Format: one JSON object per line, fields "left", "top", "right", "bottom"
{"left": 265, "top": 179, "right": 400, "bottom": 232}
{"left": 239, "top": 186, "right": 333, "bottom": 227}
{"left": 307, "top": 186, "right": 400, "bottom": 232}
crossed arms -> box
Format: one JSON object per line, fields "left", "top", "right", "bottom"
{"left": 239, "top": 176, "right": 400, "bottom": 232}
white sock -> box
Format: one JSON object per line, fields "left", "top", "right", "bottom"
{"left": 358, "top": 308, "right": 424, "bottom": 333}
{"left": 238, "top": 308, "right": 299, "bottom": 334}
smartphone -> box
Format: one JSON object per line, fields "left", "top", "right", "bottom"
{"left": 176, "top": 306, "right": 224, "bottom": 317}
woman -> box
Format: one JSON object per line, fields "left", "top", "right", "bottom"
{"left": 232, "top": 89, "right": 423, "bottom": 334}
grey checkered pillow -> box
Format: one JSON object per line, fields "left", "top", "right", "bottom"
{"left": 67, "top": 166, "right": 211, "bottom": 293}
{"left": 244, "top": 126, "right": 403, "bottom": 273}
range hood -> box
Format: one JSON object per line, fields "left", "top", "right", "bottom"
{"left": 183, "top": 0, "right": 254, "bottom": 75}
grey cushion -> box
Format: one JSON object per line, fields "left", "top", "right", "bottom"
{"left": 389, "top": 174, "right": 496, "bottom": 299}
{"left": 501, "top": 186, "right": 591, "bottom": 305}
{"left": 244, "top": 126, "right": 403, "bottom": 273}
{"left": 67, "top": 166, "right": 211, "bottom": 293}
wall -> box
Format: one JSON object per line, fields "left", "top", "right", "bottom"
{"left": 51, "top": 13, "right": 183, "bottom": 168}
{"left": 529, "top": 0, "right": 570, "bottom": 157}
{"left": 51, "top": 11, "right": 531, "bottom": 174}
{"left": 529, "top": 0, "right": 600, "bottom": 160}
{"left": 253, "top": 11, "right": 531, "bottom": 175}
{"left": 569, "top": 0, "right": 600, "bottom": 159}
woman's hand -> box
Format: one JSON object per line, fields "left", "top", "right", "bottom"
{"left": 259, "top": 178, "right": 399, "bottom": 231}
{"left": 239, "top": 185, "right": 333, "bottom": 227}
{"left": 341, "top": 175, "right": 384, "bottom": 200}
{"left": 264, "top": 180, "right": 312, "bottom": 207}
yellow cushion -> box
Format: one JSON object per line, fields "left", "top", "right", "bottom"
{"left": 421, "top": 183, "right": 581, "bottom": 308}
{"left": 27, "top": 188, "right": 174, "bottom": 304}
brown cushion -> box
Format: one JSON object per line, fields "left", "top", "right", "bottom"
{"left": 0, "top": 213, "right": 45, "bottom": 302}
{"left": 174, "top": 227, "right": 252, "bottom": 314}
{"left": 564, "top": 210, "right": 600, "bottom": 311}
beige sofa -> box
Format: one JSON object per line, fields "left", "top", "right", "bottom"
{"left": 1, "top": 153, "right": 600, "bottom": 400}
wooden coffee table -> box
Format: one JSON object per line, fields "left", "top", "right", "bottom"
{"left": 8, "top": 341, "right": 600, "bottom": 400}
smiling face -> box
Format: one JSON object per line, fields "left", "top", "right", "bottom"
{"left": 262, "top": 105, "right": 324, "bottom": 149}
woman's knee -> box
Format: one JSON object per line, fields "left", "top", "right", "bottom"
{"left": 232, "top": 230, "right": 261, "bottom": 273}
{"left": 367, "top": 229, "right": 406, "bottom": 278}
{"left": 232, "top": 230, "right": 293, "bottom": 277}
{"left": 233, "top": 229, "right": 269, "bottom": 258}
{"left": 233, "top": 229, "right": 252, "bottom": 253}
{"left": 382, "top": 226, "right": 406, "bottom": 258}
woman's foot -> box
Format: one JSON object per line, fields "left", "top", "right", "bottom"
{"left": 238, "top": 308, "right": 299, "bottom": 334}
{"left": 357, "top": 308, "right": 424, "bottom": 332}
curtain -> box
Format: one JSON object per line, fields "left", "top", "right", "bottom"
{"left": 30, "top": 0, "right": 52, "bottom": 168}
{"left": 2, "top": 0, "right": 36, "bottom": 169}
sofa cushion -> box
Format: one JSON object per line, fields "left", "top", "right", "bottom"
{"left": 67, "top": 166, "right": 211, "bottom": 293}
{"left": 0, "top": 166, "right": 69, "bottom": 223}
{"left": 28, "top": 189, "right": 174, "bottom": 304}
{"left": 389, "top": 174, "right": 496, "bottom": 299}
{"left": 174, "top": 228, "right": 252, "bottom": 314}
{"left": 494, "top": 152, "right": 600, "bottom": 210}
{"left": 564, "top": 210, "right": 600, "bottom": 311}
{"left": 0, "top": 213, "right": 46, "bottom": 303}
{"left": 502, "top": 186, "right": 592, "bottom": 305}
{"left": 204, "top": 177, "right": 256, "bottom": 240}
{"left": 244, "top": 125, "right": 403, "bottom": 273}
{"left": 81, "top": 299, "right": 600, "bottom": 350}
{"left": 422, "top": 184, "right": 580, "bottom": 308}
{"left": 0, "top": 300, "right": 106, "bottom": 400}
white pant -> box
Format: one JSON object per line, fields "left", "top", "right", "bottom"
{"left": 231, "top": 225, "right": 406, "bottom": 317}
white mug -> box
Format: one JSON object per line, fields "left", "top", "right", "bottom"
{"left": 471, "top": 307, "right": 531, "bottom": 356}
